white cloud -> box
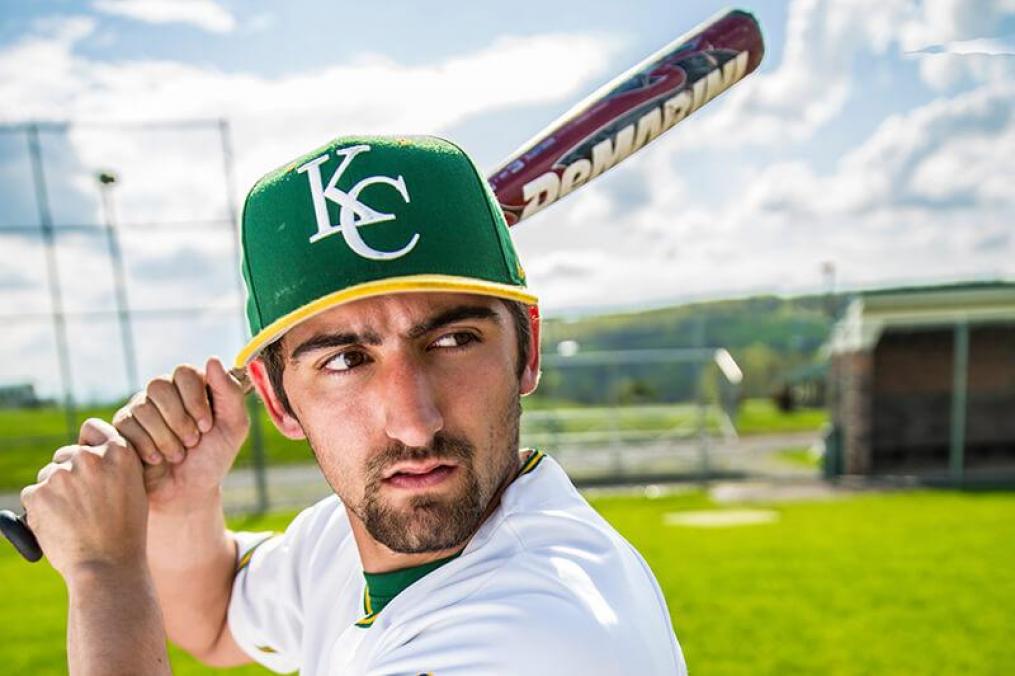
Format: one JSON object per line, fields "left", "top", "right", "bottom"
{"left": 92, "top": 0, "right": 236, "bottom": 34}
{"left": 682, "top": 0, "right": 1014, "bottom": 148}
{"left": 515, "top": 78, "right": 1015, "bottom": 311}
{"left": 898, "top": 0, "right": 1009, "bottom": 52}
{"left": 752, "top": 81, "right": 1015, "bottom": 215}
{"left": 910, "top": 34, "right": 1015, "bottom": 55}
{"left": 0, "top": 16, "right": 623, "bottom": 246}
{"left": 0, "top": 17, "right": 622, "bottom": 200}
{"left": 683, "top": 0, "right": 909, "bottom": 148}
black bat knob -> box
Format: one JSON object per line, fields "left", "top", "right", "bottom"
{"left": 0, "top": 510, "right": 42, "bottom": 562}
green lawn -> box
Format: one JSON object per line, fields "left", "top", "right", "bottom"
{"left": 734, "top": 398, "right": 828, "bottom": 435}
{"left": 774, "top": 446, "right": 822, "bottom": 468}
{"left": 0, "top": 489, "right": 1012, "bottom": 674}
{"left": 0, "top": 399, "right": 826, "bottom": 490}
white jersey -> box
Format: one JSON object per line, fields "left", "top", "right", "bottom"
{"left": 228, "top": 451, "right": 686, "bottom": 675}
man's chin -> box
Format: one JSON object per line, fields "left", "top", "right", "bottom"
{"left": 365, "top": 492, "right": 482, "bottom": 554}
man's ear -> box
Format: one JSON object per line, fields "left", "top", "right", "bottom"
{"left": 520, "top": 305, "right": 541, "bottom": 396}
{"left": 248, "top": 358, "right": 305, "bottom": 440}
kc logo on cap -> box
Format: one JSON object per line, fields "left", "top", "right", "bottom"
{"left": 298, "top": 144, "right": 420, "bottom": 261}
{"left": 236, "top": 135, "right": 536, "bottom": 368}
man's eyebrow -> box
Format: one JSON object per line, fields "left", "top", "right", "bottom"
{"left": 407, "top": 305, "right": 501, "bottom": 339}
{"left": 289, "top": 330, "right": 382, "bottom": 362}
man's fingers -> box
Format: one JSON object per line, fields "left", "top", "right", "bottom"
{"left": 20, "top": 483, "right": 38, "bottom": 512}
{"left": 36, "top": 460, "right": 71, "bottom": 484}
{"left": 174, "top": 365, "right": 213, "bottom": 434}
{"left": 114, "top": 416, "right": 163, "bottom": 466}
{"left": 52, "top": 444, "right": 75, "bottom": 464}
{"left": 147, "top": 378, "right": 200, "bottom": 449}
{"left": 78, "top": 417, "right": 121, "bottom": 446}
{"left": 132, "top": 401, "right": 186, "bottom": 463}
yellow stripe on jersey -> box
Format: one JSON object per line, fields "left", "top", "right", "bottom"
{"left": 236, "top": 533, "right": 279, "bottom": 574}
{"left": 363, "top": 585, "right": 372, "bottom": 615}
{"left": 256, "top": 645, "right": 278, "bottom": 654}
{"left": 355, "top": 586, "right": 379, "bottom": 628}
{"left": 355, "top": 612, "right": 379, "bottom": 628}
{"left": 517, "top": 449, "right": 546, "bottom": 476}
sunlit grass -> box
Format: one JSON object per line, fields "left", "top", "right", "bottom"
{"left": 0, "top": 489, "right": 1011, "bottom": 674}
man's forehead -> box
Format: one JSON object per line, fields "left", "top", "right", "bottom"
{"left": 281, "top": 292, "right": 503, "bottom": 345}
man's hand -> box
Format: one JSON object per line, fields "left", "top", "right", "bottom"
{"left": 113, "top": 357, "right": 250, "bottom": 509}
{"left": 20, "top": 419, "right": 148, "bottom": 581}
{"left": 23, "top": 419, "right": 175, "bottom": 676}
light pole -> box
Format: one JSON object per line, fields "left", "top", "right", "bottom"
{"left": 97, "top": 170, "right": 140, "bottom": 394}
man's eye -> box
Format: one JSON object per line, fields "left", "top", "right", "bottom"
{"left": 430, "top": 332, "right": 477, "bottom": 349}
{"left": 323, "top": 351, "right": 370, "bottom": 372}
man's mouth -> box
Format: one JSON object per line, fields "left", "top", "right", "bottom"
{"left": 382, "top": 460, "right": 459, "bottom": 490}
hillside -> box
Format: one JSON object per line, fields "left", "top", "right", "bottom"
{"left": 536, "top": 294, "right": 837, "bottom": 404}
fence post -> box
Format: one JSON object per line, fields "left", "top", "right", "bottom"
{"left": 219, "top": 119, "right": 270, "bottom": 514}
{"left": 694, "top": 318, "right": 711, "bottom": 482}
{"left": 26, "top": 124, "right": 78, "bottom": 442}
{"left": 949, "top": 321, "right": 969, "bottom": 486}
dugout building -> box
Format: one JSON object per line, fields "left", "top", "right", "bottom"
{"left": 825, "top": 281, "right": 1015, "bottom": 482}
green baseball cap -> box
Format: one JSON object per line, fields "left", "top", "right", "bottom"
{"left": 235, "top": 135, "right": 537, "bottom": 367}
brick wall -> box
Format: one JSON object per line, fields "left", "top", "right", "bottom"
{"left": 870, "top": 329, "right": 952, "bottom": 470}
{"left": 855, "top": 324, "right": 1015, "bottom": 472}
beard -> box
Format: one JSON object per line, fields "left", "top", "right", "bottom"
{"left": 360, "top": 432, "right": 487, "bottom": 553}
{"left": 309, "top": 396, "right": 523, "bottom": 554}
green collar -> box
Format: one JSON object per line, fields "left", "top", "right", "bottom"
{"left": 362, "top": 550, "right": 462, "bottom": 618}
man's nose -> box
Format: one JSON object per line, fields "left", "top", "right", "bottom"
{"left": 381, "top": 355, "right": 444, "bottom": 448}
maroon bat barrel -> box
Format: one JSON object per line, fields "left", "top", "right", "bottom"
{"left": 488, "top": 8, "right": 764, "bottom": 225}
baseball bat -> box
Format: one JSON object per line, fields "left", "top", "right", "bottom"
{"left": 0, "top": 9, "right": 763, "bottom": 563}
{"left": 489, "top": 8, "right": 764, "bottom": 225}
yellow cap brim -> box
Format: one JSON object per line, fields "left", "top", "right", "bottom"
{"left": 234, "top": 274, "right": 538, "bottom": 368}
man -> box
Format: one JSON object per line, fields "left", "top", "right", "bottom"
{"left": 106, "top": 136, "right": 686, "bottom": 674}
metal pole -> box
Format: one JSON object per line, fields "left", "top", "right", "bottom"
{"left": 219, "top": 119, "right": 269, "bottom": 513}
{"left": 97, "top": 173, "right": 140, "bottom": 393}
{"left": 694, "top": 316, "right": 711, "bottom": 482}
{"left": 26, "top": 124, "right": 77, "bottom": 442}
{"left": 608, "top": 363, "right": 624, "bottom": 478}
{"left": 949, "top": 322, "right": 969, "bottom": 485}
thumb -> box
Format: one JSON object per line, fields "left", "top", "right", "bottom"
{"left": 205, "top": 356, "right": 248, "bottom": 427}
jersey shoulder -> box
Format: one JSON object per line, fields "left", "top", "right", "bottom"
{"left": 370, "top": 583, "right": 627, "bottom": 675}
{"left": 369, "top": 464, "right": 685, "bottom": 674}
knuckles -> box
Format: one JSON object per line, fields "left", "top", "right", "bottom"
{"left": 51, "top": 444, "right": 75, "bottom": 462}
{"left": 134, "top": 399, "right": 158, "bottom": 420}
{"left": 173, "top": 363, "right": 201, "bottom": 382}
{"left": 79, "top": 417, "right": 108, "bottom": 442}
{"left": 75, "top": 447, "right": 103, "bottom": 469}
{"left": 103, "top": 439, "right": 135, "bottom": 466}
{"left": 146, "top": 375, "right": 175, "bottom": 400}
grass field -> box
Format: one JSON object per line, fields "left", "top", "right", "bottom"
{"left": 773, "top": 446, "right": 822, "bottom": 469}
{"left": 0, "top": 399, "right": 826, "bottom": 491}
{"left": 1, "top": 488, "right": 1011, "bottom": 674}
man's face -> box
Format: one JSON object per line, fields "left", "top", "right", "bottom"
{"left": 268, "top": 293, "right": 533, "bottom": 554}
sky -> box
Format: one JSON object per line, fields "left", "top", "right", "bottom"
{"left": 0, "top": 0, "right": 1013, "bottom": 401}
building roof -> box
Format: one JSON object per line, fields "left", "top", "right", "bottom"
{"left": 827, "top": 280, "right": 1015, "bottom": 353}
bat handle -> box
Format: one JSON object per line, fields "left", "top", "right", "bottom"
{"left": 229, "top": 367, "right": 253, "bottom": 395}
{"left": 0, "top": 509, "right": 42, "bottom": 563}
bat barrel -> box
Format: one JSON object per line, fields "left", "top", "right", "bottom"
{"left": 487, "top": 8, "right": 764, "bottom": 225}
